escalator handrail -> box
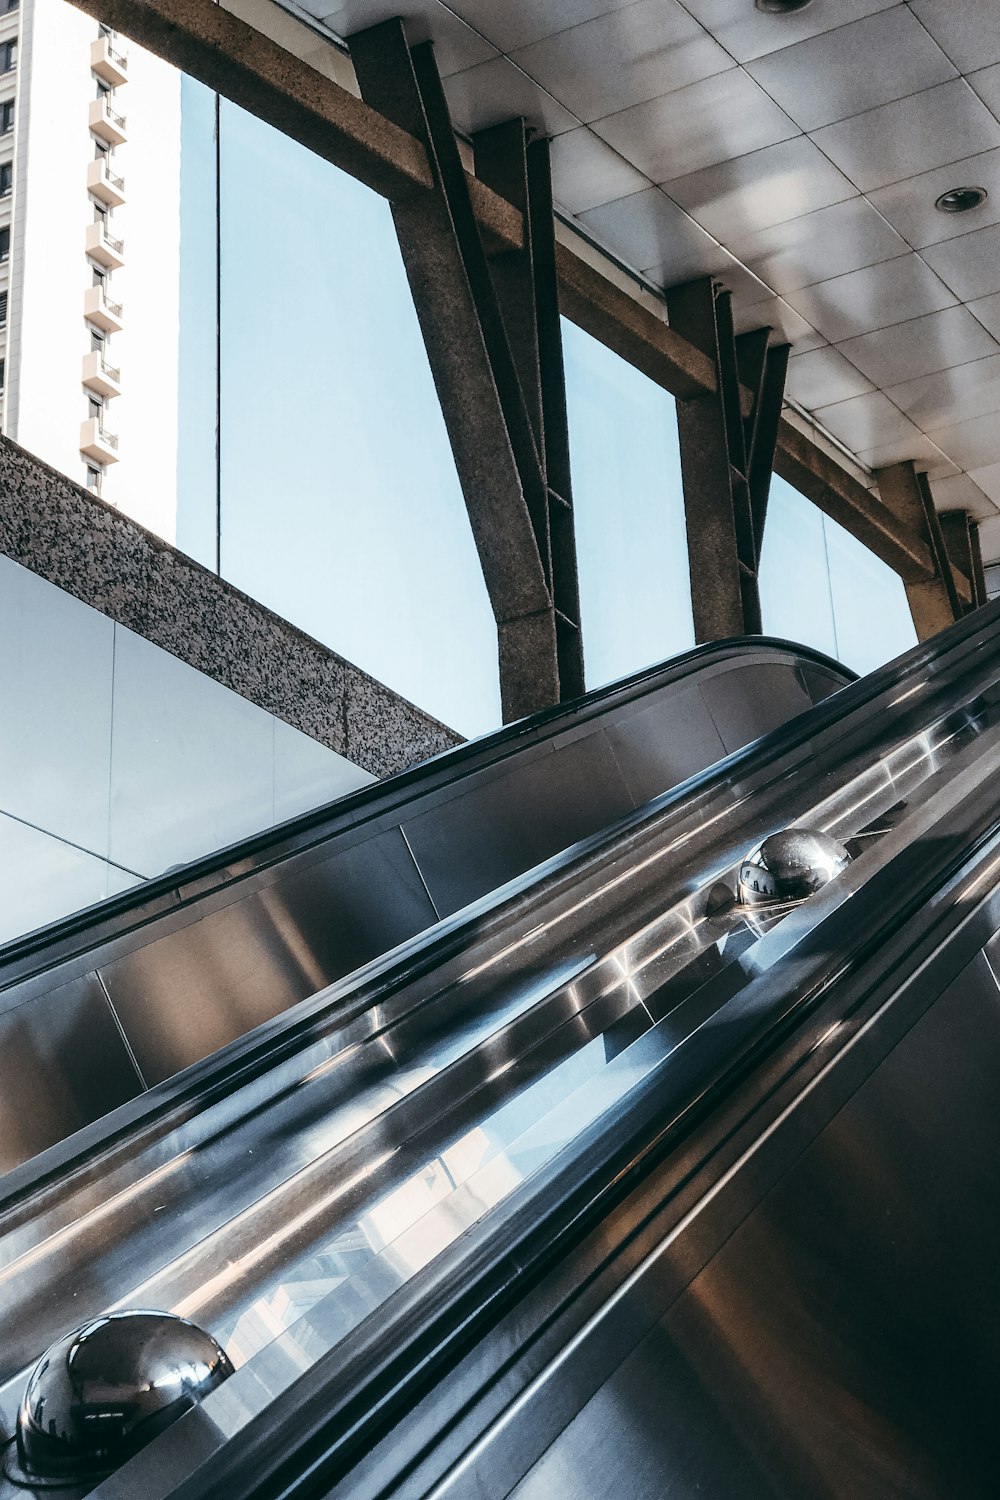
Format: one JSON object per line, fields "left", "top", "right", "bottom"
{"left": 151, "top": 647, "right": 1000, "bottom": 1500}
{"left": 0, "top": 634, "right": 851, "bottom": 981}
{"left": 0, "top": 607, "right": 993, "bottom": 1220}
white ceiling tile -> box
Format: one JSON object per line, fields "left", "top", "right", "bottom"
{"left": 549, "top": 128, "right": 650, "bottom": 213}
{"left": 813, "top": 391, "right": 918, "bottom": 452}
{"left": 858, "top": 435, "right": 959, "bottom": 478}
{"left": 920, "top": 223, "right": 1000, "bottom": 303}
{"left": 811, "top": 81, "right": 1000, "bottom": 193}
{"left": 577, "top": 184, "right": 729, "bottom": 278}
{"left": 835, "top": 306, "right": 1000, "bottom": 387}
{"left": 316, "top": 0, "right": 499, "bottom": 75}
{"left": 745, "top": 10, "right": 956, "bottom": 134}
{"left": 510, "top": 2, "right": 733, "bottom": 124}
{"left": 907, "top": 0, "right": 1000, "bottom": 75}
{"left": 784, "top": 254, "right": 957, "bottom": 343}
{"left": 592, "top": 68, "right": 799, "bottom": 182}
{"left": 885, "top": 355, "right": 1000, "bottom": 432}
{"left": 969, "top": 292, "right": 1000, "bottom": 341}
{"left": 969, "top": 462, "right": 1000, "bottom": 505}
{"left": 676, "top": 0, "right": 899, "bottom": 65}
{"left": 662, "top": 136, "right": 856, "bottom": 243}
{"left": 923, "top": 410, "right": 1000, "bottom": 472}
{"left": 731, "top": 294, "right": 826, "bottom": 350}
{"left": 442, "top": 55, "right": 580, "bottom": 136}
{"left": 969, "top": 62, "right": 1000, "bottom": 116}
{"left": 730, "top": 195, "right": 908, "bottom": 295}
{"left": 867, "top": 148, "right": 1000, "bottom": 250}
{"left": 929, "top": 473, "right": 996, "bottom": 519}
{"left": 786, "top": 346, "right": 876, "bottom": 410}
{"left": 440, "top": 0, "right": 632, "bottom": 54}
{"left": 975, "top": 513, "right": 1000, "bottom": 560}
{"left": 708, "top": 257, "right": 772, "bottom": 306}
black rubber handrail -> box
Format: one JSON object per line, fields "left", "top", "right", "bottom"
{"left": 0, "top": 634, "right": 851, "bottom": 978}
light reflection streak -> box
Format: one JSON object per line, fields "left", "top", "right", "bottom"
{"left": 0, "top": 1151, "right": 195, "bottom": 1286}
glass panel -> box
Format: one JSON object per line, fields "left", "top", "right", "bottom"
{"left": 176, "top": 74, "right": 219, "bottom": 569}
{"left": 759, "top": 477, "right": 839, "bottom": 661}
{"left": 0, "top": 557, "right": 114, "bottom": 856}
{"left": 0, "top": 812, "right": 114, "bottom": 945}
{"left": 216, "top": 103, "right": 500, "bottom": 739}
{"left": 562, "top": 317, "right": 695, "bottom": 690}
{"left": 824, "top": 512, "right": 918, "bottom": 675}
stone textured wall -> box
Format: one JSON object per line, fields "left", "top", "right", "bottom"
{"left": 0, "top": 437, "right": 461, "bottom": 776}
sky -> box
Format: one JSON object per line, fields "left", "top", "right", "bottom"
{"left": 173, "top": 77, "right": 917, "bottom": 740}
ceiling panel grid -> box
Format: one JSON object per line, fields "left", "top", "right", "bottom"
{"left": 288, "top": 0, "right": 1000, "bottom": 549}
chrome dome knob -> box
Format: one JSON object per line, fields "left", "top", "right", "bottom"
{"left": 738, "top": 826, "right": 850, "bottom": 908}
{"left": 10, "top": 1310, "right": 234, "bottom": 1486}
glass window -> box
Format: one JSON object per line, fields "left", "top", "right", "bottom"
{"left": 208, "top": 101, "right": 500, "bottom": 738}
{"left": 562, "top": 317, "right": 694, "bottom": 690}
{"left": 824, "top": 513, "right": 918, "bottom": 674}
{"left": 0, "top": 225, "right": 8, "bottom": 261}
{"left": 760, "top": 476, "right": 917, "bottom": 673}
{"left": 1, "top": 99, "right": 13, "bottom": 134}
{"left": 0, "top": 161, "right": 12, "bottom": 197}
{"left": 2, "top": 40, "right": 16, "bottom": 73}
{"left": 759, "top": 477, "right": 838, "bottom": 660}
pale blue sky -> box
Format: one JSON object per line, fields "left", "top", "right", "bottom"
{"left": 176, "top": 78, "right": 916, "bottom": 738}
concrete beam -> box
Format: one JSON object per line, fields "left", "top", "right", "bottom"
{"left": 0, "top": 439, "right": 459, "bottom": 775}
{"left": 775, "top": 421, "right": 936, "bottom": 582}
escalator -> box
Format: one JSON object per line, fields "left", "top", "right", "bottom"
{"left": 0, "top": 636, "right": 848, "bottom": 1179}
{"left": 3, "top": 610, "right": 1000, "bottom": 1498}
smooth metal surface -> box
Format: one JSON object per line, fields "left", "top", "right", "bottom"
{"left": 0, "top": 604, "right": 996, "bottom": 1500}
{"left": 0, "top": 639, "right": 846, "bottom": 1177}
{"left": 738, "top": 825, "right": 850, "bottom": 906}
{"left": 8, "top": 1312, "right": 232, "bottom": 1488}
{"left": 0, "top": 976, "right": 143, "bottom": 1175}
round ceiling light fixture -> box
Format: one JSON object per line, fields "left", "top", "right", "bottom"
{"left": 754, "top": 0, "right": 814, "bottom": 13}
{"left": 935, "top": 185, "right": 988, "bottom": 214}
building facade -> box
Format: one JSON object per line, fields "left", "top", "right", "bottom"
{"left": 2, "top": 0, "right": 180, "bottom": 540}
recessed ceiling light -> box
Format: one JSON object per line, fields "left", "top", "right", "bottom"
{"left": 755, "top": 0, "right": 813, "bottom": 13}
{"left": 935, "top": 186, "right": 988, "bottom": 214}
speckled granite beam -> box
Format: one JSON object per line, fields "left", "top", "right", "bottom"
{"left": 0, "top": 437, "right": 461, "bottom": 777}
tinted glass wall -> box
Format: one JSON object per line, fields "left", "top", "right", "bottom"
{"left": 760, "top": 476, "right": 918, "bottom": 674}
{"left": 177, "top": 82, "right": 500, "bottom": 740}
{"left": 562, "top": 318, "right": 694, "bottom": 689}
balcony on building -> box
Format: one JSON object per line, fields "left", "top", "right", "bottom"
{"left": 81, "top": 349, "right": 121, "bottom": 399}
{"left": 89, "top": 95, "right": 127, "bottom": 147}
{"left": 85, "top": 219, "right": 125, "bottom": 270}
{"left": 80, "top": 416, "right": 120, "bottom": 465}
{"left": 90, "top": 34, "right": 128, "bottom": 87}
{"left": 83, "top": 283, "right": 123, "bottom": 334}
{"left": 87, "top": 156, "right": 126, "bottom": 208}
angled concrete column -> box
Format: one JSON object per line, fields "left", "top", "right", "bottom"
{"left": 667, "top": 278, "right": 787, "bottom": 641}
{"left": 350, "top": 20, "right": 559, "bottom": 723}
{"left": 876, "top": 462, "right": 966, "bottom": 640}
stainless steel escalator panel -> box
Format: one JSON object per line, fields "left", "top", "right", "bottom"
{"left": 0, "top": 975, "right": 143, "bottom": 1173}
{"left": 99, "top": 829, "right": 438, "bottom": 1086}
{"left": 697, "top": 662, "right": 814, "bottom": 754}
{"left": 400, "top": 729, "right": 634, "bottom": 919}
{"left": 601, "top": 684, "right": 726, "bottom": 808}
{"left": 506, "top": 950, "right": 1000, "bottom": 1500}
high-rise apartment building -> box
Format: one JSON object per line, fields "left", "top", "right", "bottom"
{"left": 0, "top": 0, "right": 181, "bottom": 540}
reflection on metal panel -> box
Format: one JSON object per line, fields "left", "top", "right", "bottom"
{"left": 0, "top": 975, "right": 142, "bottom": 1174}
{"left": 799, "top": 663, "right": 851, "bottom": 707}
{"left": 699, "top": 663, "right": 813, "bottom": 754}
{"left": 603, "top": 683, "right": 727, "bottom": 807}
{"left": 513, "top": 952, "right": 1000, "bottom": 1500}
{"left": 401, "top": 731, "right": 634, "bottom": 918}
{"left": 101, "top": 830, "right": 436, "bottom": 1085}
